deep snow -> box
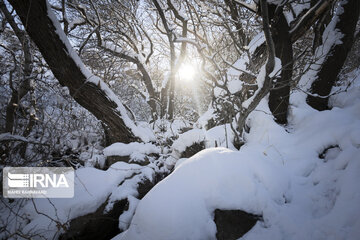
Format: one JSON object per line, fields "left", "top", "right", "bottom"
{"left": 118, "top": 69, "right": 360, "bottom": 240}
{"left": 2, "top": 64, "right": 359, "bottom": 240}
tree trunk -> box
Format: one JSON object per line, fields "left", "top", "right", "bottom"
{"left": 239, "top": 0, "right": 336, "bottom": 123}
{"left": 9, "top": 0, "right": 139, "bottom": 144}
{"left": 224, "top": 0, "right": 248, "bottom": 47}
{"left": 236, "top": 0, "right": 276, "bottom": 140}
{"left": 268, "top": 5, "right": 293, "bottom": 124}
{"left": 307, "top": 0, "right": 360, "bottom": 110}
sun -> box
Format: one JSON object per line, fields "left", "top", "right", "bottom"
{"left": 178, "top": 63, "right": 196, "bottom": 82}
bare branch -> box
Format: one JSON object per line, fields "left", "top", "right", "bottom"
{"left": 233, "top": 0, "right": 258, "bottom": 13}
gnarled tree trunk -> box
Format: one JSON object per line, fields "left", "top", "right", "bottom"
{"left": 9, "top": 0, "right": 140, "bottom": 144}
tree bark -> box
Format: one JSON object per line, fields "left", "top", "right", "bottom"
{"left": 289, "top": 0, "right": 336, "bottom": 43}
{"left": 307, "top": 0, "right": 360, "bottom": 110}
{"left": 268, "top": 5, "right": 293, "bottom": 124}
{"left": 224, "top": 0, "right": 248, "bottom": 47}
{"left": 9, "top": 0, "right": 139, "bottom": 144}
{"left": 240, "top": 0, "right": 336, "bottom": 123}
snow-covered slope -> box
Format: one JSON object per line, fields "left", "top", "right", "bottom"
{"left": 118, "top": 69, "right": 360, "bottom": 240}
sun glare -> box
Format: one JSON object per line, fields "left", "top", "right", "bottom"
{"left": 178, "top": 63, "right": 196, "bottom": 82}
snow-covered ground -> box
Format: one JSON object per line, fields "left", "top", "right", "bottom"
{"left": 2, "top": 69, "right": 358, "bottom": 240}
{"left": 2, "top": 71, "right": 359, "bottom": 240}
{"left": 117, "top": 69, "right": 360, "bottom": 240}
{"left": 2, "top": 70, "right": 359, "bottom": 240}
{"left": 0, "top": 161, "right": 155, "bottom": 239}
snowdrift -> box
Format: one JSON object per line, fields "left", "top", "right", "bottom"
{"left": 119, "top": 70, "right": 360, "bottom": 240}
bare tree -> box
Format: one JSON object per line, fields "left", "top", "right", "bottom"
{"left": 8, "top": 0, "right": 143, "bottom": 144}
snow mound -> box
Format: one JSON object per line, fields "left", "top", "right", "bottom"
{"left": 205, "top": 124, "right": 236, "bottom": 150}
{"left": 171, "top": 129, "right": 206, "bottom": 157}
{"left": 167, "top": 124, "right": 237, "bottom": 169}
{"left": 18, "top": 162, "right": 154, "bottom": 239}
{"left": 122, "top": 148, "right": 290, "bottom": 240}
{"left": 104, "top": 142, "right": 160, "bottom": 157}
{"left": 119, "top": 71, "right": 360, "bottom": 240}
{"left": 171, "top": 124, "right": 236, "bottom": 159}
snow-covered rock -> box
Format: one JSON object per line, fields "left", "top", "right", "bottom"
{"left": 15, "top": 162, "right": 154, "bottom": 239}
{"left": 104, "top": 142, "right": 160, "bottom": 158}
{"left": 103, "top": 142, "right": 160, "bottom": 166}
{"left": 171, "top": 129, "right": 206, "bottom": 159}
{"left": 121, "top": 147, "right": 290, "bottom": 240}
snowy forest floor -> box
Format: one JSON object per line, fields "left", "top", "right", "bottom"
{"left": 118, "top": 68, "right": 360, "bottom": 240}
{"left": 1, "top": 68, "right": 360, "bottom": 240}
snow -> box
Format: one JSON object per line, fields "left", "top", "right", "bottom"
{"left": 153, "top": 118, "right": 192, "bottom": 140}
{"left": 118, "top": 196, "right": 139, "bottom": 230}
{"left": 118, "top": 65, "right": 360, "bottom": 240}
{"left": 292, "top": 0, "right": 345, "bottom": 106}
{"left": 292, "top": 1, "right": 311, "bottom": 17}
{"left": 166, "top": 123, "right": 237, "bottom": 169}
{"left": 68, "top": 17, "right": 85, "bottom": 30}
{"left": 3, "top": 2, "right": 358, "bottom": 240}
{"left": 81, "top": 152, "right": 106, "bottom": 168}
{"left": 104, "top": 142, "right": 160, "bottom": 163}
{"left": 226, "top": 55, "right": 249, "bottom": 94}
{"left": 246, "top": 32, "right": 264, "bottom": 55}
{"left": 227, "top": 79, "right": 243, "bottom": 94}
{"left": 172, "top": 123, "right": 236, "bottom": 153}
{"left": 121, "top": 147, "right": 291, "bottom": 240}
{"left": 16, "top": 161, "right": 154, "bottom": 239}
{"left": 171, "top": 123, "right": 237, "bottom": 157}
{"left": 102, "top": 41, "right": 124, "bottom": 54}
{"left": 205, "top": 124, "right": 236, "bottom": 149}
{"left": 283, "top": 0, "right": 311, "bottom": 25}
{"left": 104, "top": 142, "right": 160, "bottom": 157}
{"left": 213, "top": 86, "right": 226, "bottom": 98}
{"left": 171, "top": 129, "right": 206, "bottom": 157}
{"left": 225, "top": 36, "right": 267, "bottom": 96}
{"left": 242, "top": 57, "right": 281, "bottom": 108}
{"left": 0, "top": 133, "right": 29, "bottom": 142}
{"left": 196, "top": 106, "right": 215, "bottom": 129}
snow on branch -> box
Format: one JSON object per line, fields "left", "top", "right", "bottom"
{"left": 235, "top": 0, "right": 277, "bottom": 138}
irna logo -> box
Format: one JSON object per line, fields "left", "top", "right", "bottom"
{"left": 3, "top": 167, "right": 74, "bottom": 198}
{"left": 7, "top": 172, "right": 69, "bottom": 188}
